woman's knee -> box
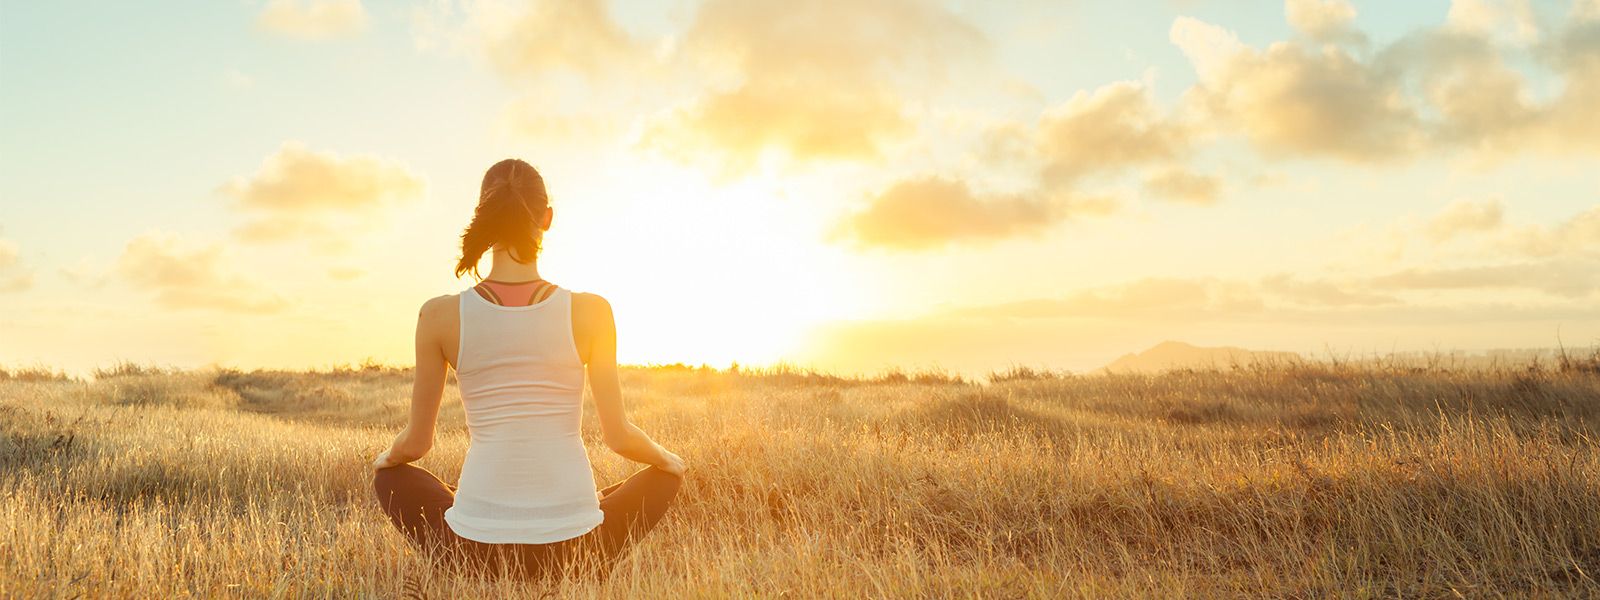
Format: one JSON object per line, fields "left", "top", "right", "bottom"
{"left": 642, "top": 466, "right": 683, "bottom": 500}
{"left": 644, "top": 464, "right": 683, "bottom": 480}
{"left": 372, "top": 463, "right": 423, "bottom": 500}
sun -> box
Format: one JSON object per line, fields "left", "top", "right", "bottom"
{"left": 544, "top": 160, "right": 866, "bottom": 369}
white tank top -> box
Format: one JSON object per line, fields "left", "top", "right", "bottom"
{"left": 442, "top": 286, "right": 604, "bottom": 544}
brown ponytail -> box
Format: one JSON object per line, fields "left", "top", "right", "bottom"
{"left": 455, "top": 159, "right": 550, "bottom": 280}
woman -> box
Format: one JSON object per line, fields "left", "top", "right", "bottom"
{"left": 370, "top": 158, "right": 686, "bottom": 580}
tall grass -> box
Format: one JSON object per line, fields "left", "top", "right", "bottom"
{"left": 1, "top": 360, "right": 1597, "bottom": 597}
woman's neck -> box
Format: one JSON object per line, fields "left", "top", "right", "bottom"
{"left": 483, "top": 247, "right": 541, "bottom": 282}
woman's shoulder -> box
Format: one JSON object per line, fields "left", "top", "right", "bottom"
{"left": 411, "top": 294, "right": 463, "bottom": 345}
{"left": 568, "top": 290, "right": 614, "bottom": 326}
{"left": 417, "top": 293, "right": 461, "bottom": 321}
{"left": 567, "top": 289, "right": 608, "bottom": 309}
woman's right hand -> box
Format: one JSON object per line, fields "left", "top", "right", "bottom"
{"left": 655, "top": 448, "right": 687, "bottom": 476}
{"left": 371, "top": 448, "right": 401, "bottom": 470}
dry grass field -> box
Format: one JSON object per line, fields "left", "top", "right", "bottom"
{"left": 2, "top": 356, "right": 1599, "bottom": 598}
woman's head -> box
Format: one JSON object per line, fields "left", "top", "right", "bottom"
{"left": 455, "top": 158, "right": 552, "bottom": 279}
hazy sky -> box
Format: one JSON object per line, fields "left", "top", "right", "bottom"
{"left": 2, "top": 0, "right": 1597, "bottom": 376}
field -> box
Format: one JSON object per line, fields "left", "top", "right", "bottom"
{"left": 2, "top": 358, "right": 1598, "bottom": 598}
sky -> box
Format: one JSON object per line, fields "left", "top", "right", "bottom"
{"left": 1, "top": 0, "right": 1597, "bottom": 377}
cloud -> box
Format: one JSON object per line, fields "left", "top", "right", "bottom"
{"left": 407, "top": 0, "right": 669, "bottom": 148}
{"left": 219, "top": 142, "right": 425, "bottom": 249}
{"left": 256, "top": 0, "right": 366, "bottom": 39}
{"left": 1446, "top": 0, "right": 1540, "bottom": 45}
{"left": 1036, "top": 81, "right": 1192, "bottom": 185}
{"left": 1387, "top": 29, "right": 1541, "bottom": 155}
{"left": 1578, "top": 0, "right": 1600, "bottom": 20}
{"left": 115, "top": 233, "right": 288, "bottom": 313}
{"left": 1336, "top": 200, "right": 1599, "bottom": 276}
{"left": 1302, "top": 199, "right": 1600, "bottom": 299}
{"left": 643, "top": 0, "right": 987, "bottom": 170}
{"left": 222, "top": 142, "right": 425, "bottom": 213}
{"left": 1383, "top": 7, "right": 1600, "bottom": 156}
{"left": 1543, "top": 7, "right": 1600, "bottom": 153}
{"left": 423, "top": 0, "right": 987, "bottom": 168}
{"left": 1170, "top": 4, "right": 1600, "bottom": 162}
{"left": 830, "top": 177, "right": 1115, "bottom": 250}
{"left": 1407, "top": 200, "right": 1600, "bottom": 260}
{"left": 646, "top": 81, "right": 913, "bottom": 172}
{"left": 1501, "top": 204, "right": 1600, "bottom": 258}
{"left": 831, "top": 80, "right": 1198, "bottom": 250}
{"left": 1169, "top": 15, "right": 1249, "bottom": 83}
{"left": 1427, "top": 199, "right": 1505, "bottom": 242}
{"left": 1143, "top": 168, "right": 1222, "bottom": 205}
{"left": 0, "top": 239, "right": 34, "bottom": 293}
{"left": 1171, "top": 16, "right": 1423, "bottom": 162}
{"left": 474, "top": 0, "right": 644, "bottom": 82}
{"left": 1285, "top": 0, "right": 1361, "bottom": 43}
{"left": 1371, "top": 259, "right": 1600, "bottom": 298}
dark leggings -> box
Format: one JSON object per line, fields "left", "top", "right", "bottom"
{"left": 372, "top": 463, "right": 681, "bottom": 580}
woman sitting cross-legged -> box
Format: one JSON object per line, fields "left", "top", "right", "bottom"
{"left": 371, "top": 158, "right": 686, "bottom": 581}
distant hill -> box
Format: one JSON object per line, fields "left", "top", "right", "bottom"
{"left": 1098, "top": 341, "right": 1302, "bottom": 374}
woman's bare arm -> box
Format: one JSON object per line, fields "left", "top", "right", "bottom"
{"left": 576, "top": 293, "right": 685, "bottom": 474}
{"left": 372, "top": 296, "right": 451, "bottom": 469}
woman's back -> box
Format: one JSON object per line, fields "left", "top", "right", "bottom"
{"left": 442, "top": 286, "right": 605, "bottom": 544}
{"left": 372, "top": 158, "right": 683, "bottom": 579}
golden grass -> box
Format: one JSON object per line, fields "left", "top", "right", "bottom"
{"left": 2, "top": 360, "right": 1597, "bottom": 598}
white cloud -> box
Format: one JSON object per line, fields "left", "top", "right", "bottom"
{"left": 1428, "top": 199, "right": 1505, "bottom": 242}
{"left": 831, "top": 177, "right": 1115, "bottom": 250}
{"left": 116, "top": 233, "right": 288, "bottom": 313}
{"left": 1036, "top": 81, "right": 1191, "bottom": 184}
{"left": 1173, "top": 16, "right": 1422, "bottom": 161}
{"left": 219, "top": 142, "right": 426, "bottom": 250}
{"left": 1371, "top": 259, "right": 1600, "bottom": 298}
{"left": 474, "top": 0, "right": 644, "bottom": 82}
{"left": 1578, "top": 0, "right": 1600, "bottom": 20}
{"left": 1170, "top": 17, "right": 1248, "bottom": 85}
{"left": 1446, "top": 0, "right": 1540, "bottom": 45}
{"left": 1501, "top": 204, "right": 1600, "bottom": 258}
{"left": 1285, "top": 0, "right": 1360, "bottom": 43}
{"left": 831, "top": 80, "right": 1193, "bottom": 250}
{"left": 644, "top": 0, "right": 987, "bottom": 170}
{"left": 1173, "top": 6, "right": 1600, "bottom": 161}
